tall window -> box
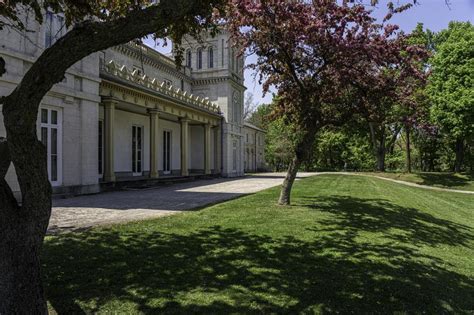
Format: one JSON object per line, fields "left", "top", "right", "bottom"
{"left": 197, "top": 48, "right": 203, "bottom": 69}
{"left": 163, "top": 130, "right": 172, "bottom": 175}
{"left": 186, "top": 49, "right": 192, "bottom": 68}
{"left": 45, "top": 12, "right": 65, "bottom": 48}
{"left": 98, "top": 120, "right": 104, "bottom": 175}
{"left": 132, "top": 126, "right": 143, "bottom": 175}
{"left": 40, "top": 107, "right": 62, "bottom": 186}
{"left": 208, "top": 47, "right": 214, "bottom": 68}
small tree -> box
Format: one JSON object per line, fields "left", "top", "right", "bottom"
{"left": 428, "top": 21, "right": 474, "bottom": 173}
{"left": 227, "top": 0, "right": 426, "bottom": 204}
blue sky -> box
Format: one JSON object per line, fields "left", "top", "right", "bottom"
{"left": 146, "top": 0, "right": 473, "bottom": 105}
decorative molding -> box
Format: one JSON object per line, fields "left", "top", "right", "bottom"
{"left": 101, "top": 60, "right": 221, "bottom": 115}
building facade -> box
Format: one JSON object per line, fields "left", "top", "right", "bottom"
{"left": 243, "top": 123, "right": 266, "bottom": 172}
{"left": 0, "top": 12, "right": 266, "bottom": 197}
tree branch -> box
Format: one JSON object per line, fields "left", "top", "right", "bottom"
{"left": 2, "top": 0, "right": 221, "bottom": 210}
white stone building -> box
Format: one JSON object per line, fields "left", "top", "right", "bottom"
{"left": 243, "top": 122, "right": 266, "bottom": 172}
{"left": 0, "top": 13, "right": 266, "bottom": 196}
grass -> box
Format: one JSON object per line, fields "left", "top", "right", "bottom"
{"left": 42, "top": 175, "right": 474, "bottom": 314}
{"left": 364, "top": 171, "right": 474, "bottom": 191}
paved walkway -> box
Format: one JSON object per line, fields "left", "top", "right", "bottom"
{"left": 49, "top": 173, "right": 315, "bottom": 233}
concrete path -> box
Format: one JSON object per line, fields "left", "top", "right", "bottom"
{"left": 49, "top": 172, "right": 315, "bottom": 233}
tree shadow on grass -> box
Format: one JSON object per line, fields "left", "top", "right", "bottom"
{"left": 43, "top": 197, "right": 474, "bottom": 314}
{"left": 416, "top": 172, "right": 473, "bottom": 189}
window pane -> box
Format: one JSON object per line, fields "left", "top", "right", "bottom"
{"left": 41, "top": 109, "right": 48, "bottom": 124}
{"left": 137, "top": 127, "right": 142, "bottom": 149}
{"left": 51, "top": 155, "right": 58, "bottom": 181}
{"left": 41, "top": 127, "right": 48, "bottom": 147}
{"left": 51, "top": 110, "right": 58, "bottom": 125}
{"left": 51, "top": 128, "right": 57, "bottom": 155}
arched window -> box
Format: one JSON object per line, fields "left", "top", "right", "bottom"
{"left": 197, "top": 48, "right": 203, "bottom": 69}
{"left": 186, "top": 49, "right": 192, "bottom": 68}
{"left": 208, "top": 47, "right": 214, "bottom": 68}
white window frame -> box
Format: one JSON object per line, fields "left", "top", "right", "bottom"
{"left": 39, "top": 106, "right": 63, "bottom": 186}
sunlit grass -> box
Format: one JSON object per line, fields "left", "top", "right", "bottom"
{"left": 43, "top": 175, "right": 474, "bottom": 314}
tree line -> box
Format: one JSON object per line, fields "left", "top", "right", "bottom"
{"left": 247, "top": 22, "right": 474, "bottom": 175}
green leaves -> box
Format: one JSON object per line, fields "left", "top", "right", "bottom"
{"left": 428, "top": 22, "right": 474, "bottom": 139}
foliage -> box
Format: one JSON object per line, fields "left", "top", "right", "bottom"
{"left": 42, "top": 175, "right": 474, "bottom": 313}
{"left": 264, "top": 117, "right": 295, "bottom": 171}
{"left": 427, "top": 22, "right": 474, "bottom": 140}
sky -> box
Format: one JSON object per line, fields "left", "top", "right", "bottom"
{"left": 146, "top": 0, "right": 474, "bottom": 106}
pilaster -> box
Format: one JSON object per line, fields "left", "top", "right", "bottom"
{"left": 103, "top": 97, "right": 117, "bottom": 182}
{"left": 180, "top": 117, "right": 190, "bottom": 176}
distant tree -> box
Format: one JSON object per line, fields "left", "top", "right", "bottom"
{"left": 0, "top": 1, "right": 225, "bottom": 313}
{"left": 246, "top": 103, "right": 271, "bottom": 129}
{"left": 243, "top": 92, "right": 259, "bottom": 120}
{"left": 427, "top": 21, "right": 474, "bottom": 173}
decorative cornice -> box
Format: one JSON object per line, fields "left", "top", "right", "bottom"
{"left": 192, "top": 76, "right": 246, "bottom": 90}
{"left": 100, "top": 60, "right": 221, "bottom": 115}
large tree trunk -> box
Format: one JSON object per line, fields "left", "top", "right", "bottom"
{"left": 376, "top": 148, "right": 386, "bottom": 172}
{"left": 0, "top": 138, "right": 51, "bottom": 314}
{"left": 405, "top": 125, "right": 412, "bottom": 173}
{"left": 454, "top": 137, "right": 464, "bottom": 173}
{"left": 0, "top": 1, "right": 223, "bottom": 312}
{"left": 369, "top": 123, "right": 386, "bottom": 172}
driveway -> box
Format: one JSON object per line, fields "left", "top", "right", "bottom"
{"left": 49, "top": 172, "right": 315, "bottom": 233}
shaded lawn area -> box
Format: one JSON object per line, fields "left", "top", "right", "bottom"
{"left": 42, "top": 175, "right": 474, "bottom": 314}
{"left": 365, "top": 171, "right": 474, "bottom": 191}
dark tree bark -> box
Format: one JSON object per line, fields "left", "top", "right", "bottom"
{"left": 454, "top": 137, "right": 464, "bottom": 173}
{"left": 0, "top": 1, "right": 221, "bottom": 313}
{"left": 369, "top": 122, "right": 386, "bottom": 172}
{"left": 278, "top": 127, "right": 317, "bottom": 205}
{"left": 405, "top": 125, "right": 412, "bottom": 173}
{"left": 0, "top": 139, "right": 48, "bottom": 314}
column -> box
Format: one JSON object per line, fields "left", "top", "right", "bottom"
{"left": 180, "top": 117, "right": 190, "bottom": 176}
{"left": 204, "top": 123, "right": 212, "bottom": 175}
{"left": 103, "top": 97, "right": 117, "bottom": 182}
{"left": 148, "top": 109, "right": 159, "bottom": 178}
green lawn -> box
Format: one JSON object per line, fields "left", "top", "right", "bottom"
{"left": 364, "top": 171, "right": 474, "bottom": 191}
{"left": 43, "top": 175, "right": 474, "bottom": 314}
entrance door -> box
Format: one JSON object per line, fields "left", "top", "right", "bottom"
{"left": 40, "top": 107, "right": 62, "bottom": 186}
{"left": 163, "top": 130, "right": 171, "bottom": 175}
{"left": 132, "top": 125, "right": 143, "bottom": 175}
